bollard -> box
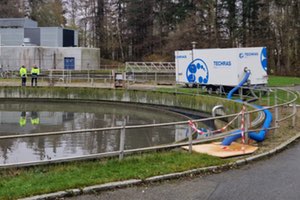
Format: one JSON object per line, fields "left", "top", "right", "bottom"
{"left": 119, "top": 125, "right": 126, "bottom": 161}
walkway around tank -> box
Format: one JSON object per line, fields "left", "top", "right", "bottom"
{"left": 0, "top": 79, "right": 175, "bottom": 90}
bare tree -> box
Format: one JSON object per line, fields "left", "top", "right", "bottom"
{"left": 0, "top": 0, "right": 24, "bottom": 17}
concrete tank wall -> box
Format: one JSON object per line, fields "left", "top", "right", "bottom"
{"left": 0, "top": 46, "right": 100, "bottom": 70}
{"left": 81, "top": 48, "right": 101, "bottom": 70}
{"left": 0, "top": 87, "right": 243, "bottom": 116}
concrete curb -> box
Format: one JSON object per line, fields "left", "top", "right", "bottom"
{"left": 82, "top": 179, "right": 142, "bottom": 194}
{"left": 20, "top": 132, "right": 300, "bottom": 200}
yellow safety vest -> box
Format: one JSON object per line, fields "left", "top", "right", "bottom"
{"left": 20, "top": 67, "right": 27, "bottom": 77}
{"left": 31, "top": 118, "right": 40, "bottom": 125}
{"left": 31, "top": 67, "right": 40, "bottom": 75}
{"left": 19, "top": 117, "right": 26, "bottom": 127}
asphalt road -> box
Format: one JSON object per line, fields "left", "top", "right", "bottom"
{"left": 67, "top": 139, "right": 300, "bottom": 200}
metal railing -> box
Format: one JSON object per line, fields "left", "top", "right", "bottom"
{"left": 36, "top": 69, "right": 176, "bottom": 86}
{"left": 125, "top": 62, "right": 175, "bottom": 73}
{"left": 0, "top": 67, "right": 176, "bottom": 86}
{"left": 0, "top": 87, "right": 298, "bottom": 169}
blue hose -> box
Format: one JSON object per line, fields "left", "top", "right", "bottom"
{"left": 221, "top": 130, "right": 242, "bottom": 145}
{"left": 227, "top": 71, "right": 251, "bottom": 99}
{"left": 221, "top": 70, "right": 272, "bottom": 146}
{"left": 248, "top": 106, "right": 272, "bottom": 142}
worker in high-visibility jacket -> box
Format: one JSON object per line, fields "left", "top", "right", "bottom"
{"left": 19, "top": 111, "right": 26, "bottom": 127}
{"left": 30, "top": 111, "right": 40, "bottom": 125}
{"left": 19, "top": 65, "right": 27, "bottom": 86}
{"left": 31, "top": 65, "right": 40, "bottom": 86}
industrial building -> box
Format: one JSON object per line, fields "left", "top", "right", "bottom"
{"left": 0, "top": 18, "right": 100, "bottom": 70}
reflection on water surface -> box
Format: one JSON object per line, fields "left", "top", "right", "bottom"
{"left": 0, "top": 101, "right": 189, "bottom": 164}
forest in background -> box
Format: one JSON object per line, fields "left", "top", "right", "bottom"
{"left": 0, "top": 0, "right": 299, "bottom": 76}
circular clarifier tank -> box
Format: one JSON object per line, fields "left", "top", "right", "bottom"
{"left": 0, "top": 100, "right": 190, "bottom": 164}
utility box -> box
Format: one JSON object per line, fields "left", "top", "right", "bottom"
{"left": 175, "top": 47, "right": 268, "bottom": 87}
{"left": 112, "top": 71, "right": 126, "bottom": 88}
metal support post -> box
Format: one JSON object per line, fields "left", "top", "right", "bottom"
{"left": 259, "top": 90, "right": 262, "bottom": 104}
{"left": 112, "top": 70, "right": 115, "bottom": 88}
{"left": 146, "top": 72, "right": 148, "bottom": 82}
{"left": 237, "top": 110, "right": 241, "bottom": 128}
{"left": 62, "top": 70, "right": 65, "bottom": 83}
{"left": 119, "top": 118, "right": 126, "bottom": 160}
{"left": 68, "top": 70, "right": 72, "bottom": 84}
{"left": 49, "top": 70, "right": 53, "bottom": 86}
{"left": 119, "top": 125, "right": 126, "bottom": 161}
{"left": 274, "top": 89, "right": 279, "bottom": 133}
{"left": 239, "top": 87, "right": 243, "bottom": 100}
{"left": 244, "top": 109, "right": 249, "bottom": 144}
{"left": 123, "top": 72, "right": 126, "bottom": 88}
{"left": 292, "top": 102, "right": 296, "bottom": 128}
{"left": 267, "top": 90, "right": 270, "bottom": 106}
{"left": 188, "top": 126, "right": 193, "bottom": 153}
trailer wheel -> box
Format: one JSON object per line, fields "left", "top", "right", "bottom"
{"left": 185, "top": 83, "right": 195, "bottom": 88}
{"left": 207, "top": 87, "right": 213, "bottom": 95}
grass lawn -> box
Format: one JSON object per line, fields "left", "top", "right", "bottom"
{"left": 0, "top": 151, "right": 228, "bottom": 199}
{"left": 267, "top": 75, "right": 300, "bottom": 87}
{"left": 165, "top": 75, "right": 300, "bottom": 104}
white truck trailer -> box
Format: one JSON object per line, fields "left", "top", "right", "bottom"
{"left": 175, "top": 47, "right": 268, "bottom": 93}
